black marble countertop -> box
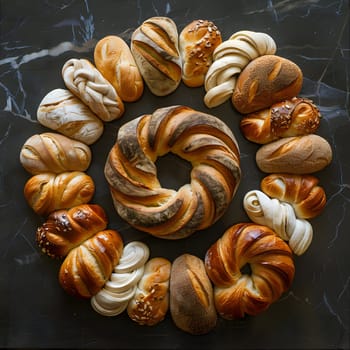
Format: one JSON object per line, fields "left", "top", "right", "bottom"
{"left": 0, "top": 0, "right": 349, "bottom": 349}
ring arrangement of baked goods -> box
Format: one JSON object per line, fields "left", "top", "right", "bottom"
{"left": 19, "top": 16, "right": 333, "bottom": 335}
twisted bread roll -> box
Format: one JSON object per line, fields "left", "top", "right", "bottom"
{"left": 24, "top": 171, "right": 95, "bottom": 216}
{"left": 204, "top": 30, "right": 276, "bottom": 108}
{"left": 131, "top": 16, "right": 182, "bottom": 96}
{"left": 204, "top": 223, "right": 295, "bottom": 320}
{"left": 179, "top": 19, "right": 222, "bottom": 87}
{"left": 243, "top": 190, "right": 313, "bottom": 255}
{"left": 104, "top": 105, "right": 241, "bottom": 239}
{"left": 62, "top": 58, "right": 124, "bottom": 121}
{"left": 59, "top": 229, "right": 124, "bottom": 298}
{"left": 36, "top": 204, "right": 108, "bottom": 259}
{"left": 37, "top": 89, "right": 104, "bottom": 145}
{"left": 91, "top": 241, "right": 150, "bottom": 317}
{"left": 20, "top": 132, "right": 91, "bottom": 175}
{"left": 260, "top": 173, "right": 327, "bottom": 219}
{"left": 240, "top": 97, "right": 321, "bottom": 144}
{"left": 127, "top": 257, "right": 171, "bottom": 326}
{"left": 94, "top": 35, "right": 144, "bottom": 102}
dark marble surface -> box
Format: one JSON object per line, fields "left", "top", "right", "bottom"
{"left": 0, "top": 0, "right": 349, "bottom": 349}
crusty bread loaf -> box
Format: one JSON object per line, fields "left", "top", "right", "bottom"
{"left": 59, "top": 229, "right": 124, "bottom": 298}
{"left": 170, "top": 254, "right": 217, "bottom": 335}
{"left": 179, "top": 19, "right": 222, "bottom": 87}
{"left": 255, "top": 134, "right": 332, "bottom": 174}
{"left": 20, "top": 132, "right": 92, "bottom": 175}
{"left": 37, "top": 89, "right": 104, "bottom": 145}
{"left": 240, "top": 97, "right": 321, "bottom": 144}
{"left": 94, "top": 35, "right": 144, "bottom": 102}
{"left": 232, "top": 55, "right": 303, "bottom": 114}
{"left": 131, "top": 16, "right": 182, "bottom": 96}
{"left": 24, "top": 171, "right": 95, "bottom": 216}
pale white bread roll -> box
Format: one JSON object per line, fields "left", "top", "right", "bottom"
{"left": 62, "top": 58, "right": 124, "bottom": 121}
{"left": 204, "top": 30, "right": 276, "bottom": 108}
{"left": 179, "top": 19, "right": 222, "bottom": 87}
{"left": 127, "top": 257, "right": 171, "bottom": 326}
{"left": 37, "top": 89, "right": 103, "bottom": 145}
{"left": 243, "top": 190, "right": 313, "bottom": 255}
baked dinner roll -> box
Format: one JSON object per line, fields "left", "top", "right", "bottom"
{"left": 20, "top": 132, "right": 91, "bottom": 175}
{"left": 240, "top": 97, "right": 321, "bottom": 144}
{"left": 204, "top": 30, "right": 276, "bottom": 108}
{"left": 179, "top": 19, "right": 222, "bottom": 87}
{"left": 260, "top": 173, "right": 327, "bottom": 219}
{"left": 127, "top": 257, "right": 171, "bottom": 326}
{"left": 232, "top": 55, "right": 303, "bottom": 114}
{"left": 255, "top": 134, "right": 333, "bottom": 174}
{"left": 94, "top": 35, "right": 144, "bottom": 102}
{"left": 205, "top": 223, "right": 295, "bottom": 319}
{"left": 24, "top": 171, "right": 95, "bottom": 216}
{"left": 243, "top": 190, "right": 313, "bottom": 255}
{"left": 131, "top": 16, "right": 182, "bottom": 96}
{"left": 59, "top": 229, "right": 124, "bottom": 298}
{"left": 36, "top": 204, "right": 108, "bottom": 259}
{"left": 170, "top": 254, "right": 217, "bottom": 335}
{"left": 37, "top": 88, "right": 104, "bottom": 145}
{"left": 104, "top": 105, "right": 241, "bottom": 239}
{"left": 62, "top": 58, "right": 124, "bottom": 121}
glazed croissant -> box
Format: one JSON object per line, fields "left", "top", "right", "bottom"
{"left": 205, "top": 223, "right": 295, "bottom": 320}
{"left": 243, "top": 190, "right": 313, "bottom": 255}
{"left": 260, "top": 173, "right": 327, "bottom": 219}
{"left": 36, "top": 204, "right": 108, "bottom": 259}
{"left": 24, "top": 171, "right": 95, "bottom": 216}
{"left": 59, "top": 229, "right": 124, "bottom": 298}
{"left": 240, "top": 97, "right": 321, "bottom": 144}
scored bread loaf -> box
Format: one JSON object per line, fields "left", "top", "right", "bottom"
{"left": 131, "top": 16, "right": 182, "bottom": 96}
{"left": 24, "top": 171, "right": 95, "bottom": 216}
{"left": 179, "top": 19, "right": 222, "bottom": 87}
{"left": 170, "top": 254, "right": 217, "bottom": 335}
{"left": 232, "top": 55, "right": 303, "bottom": 114}
{"left": 255, "top": 134, "right": 332, "bottom": 174}
{"left": 94, "top": 35, "right": 144, "bottom": 102}
{"left": 20, "top": 132, "right": 92, "bottom": 175}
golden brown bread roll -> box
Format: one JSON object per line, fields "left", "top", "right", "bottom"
{"left": 255, "top": 134, "right": 333, "bottom": 174}
{"left": 127, "top": 257, "right": 171, "bottom": 326}
{"left": 104, "top": 105, "right": 241, "bottom": 239}
{"left": 170, "top": 254, "right": 217, "bottom": 335}
{"left": 179, "top": 19, "right": 222, "bottom": 87}
{"left": 131, "top": 16, "right": 182, "bottom": 96}
{"left": 94, "top": 35, "right": 144, "bottom": 102}
{"left": 20, "top": 132, "right": 92, "bottom": 175}
{"left": 232, "top": 55, "right": 303, "bottom": 114}
{"left": 62, "top": 58, "right": 124, "bottom": 121}
{"left": 240, "top": 97, "right": 321, "bottom": 144}
{"left": 59, "top": 229, "right": 124, "bottom": 298}
{"left": 204, "top": 223, "right": 295, "bottom": 319}
{"left": 24, "top": 171, "right": 95, "bottom": 216}
{"left": 260, "top": 173, "right": 327, "bottom": 219}
{"left": 36, "top": 204, "right": 108, "bottom": 259}
{"left": 37, "top": 88, "right": 104, "bottom": 145}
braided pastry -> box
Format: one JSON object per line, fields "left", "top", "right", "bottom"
{"left": 243, "top": 190, "right": 313, "bottom": 255}
{"left": 260, "top": 173, "right": 327, "bottom": 219}
{"left": 104, "top": 105, "right": 241, "bottom": 239}
{"left": 204, "top": 30, "right": 276, "bottom": 108}
{"left": 240, "top": 97, "right": 321, "bottom": 144}
{"left": 204, "top": 222, "right": 295, "bottom": 320}
{"left": 62, "top": 58, "right": 124, "bottom": 121}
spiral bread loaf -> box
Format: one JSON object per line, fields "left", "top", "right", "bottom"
{"left": 205, "top": 223, "right": 295, "bottom": 319}
{"left": 62, "top": 58, "right": 124, "bottom": 121}
{"left": 24, "top": 171, "right": 95, "bottom": 216}
{"left": 104, "top": 105, "right": 241, "bottom": 239}
{"left": 131, "top": 16, "right": 182, "bottom": 96}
